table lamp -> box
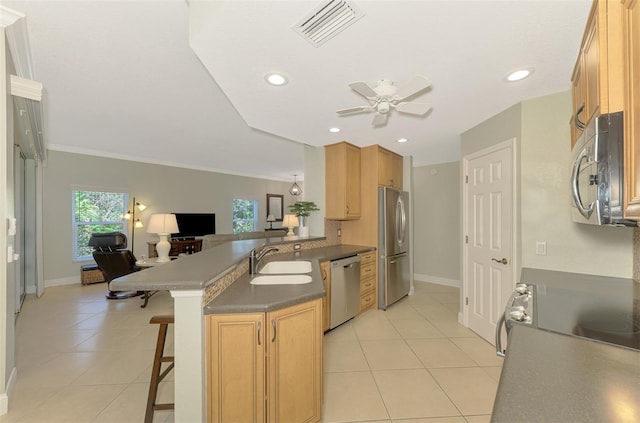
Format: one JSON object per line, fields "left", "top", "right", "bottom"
{"left": 266, "top": 214, "right": 276, "bottom": 230}
{"left": 147, "top": 213, "right": 179, "bottom": 262}
{"left": 282, "top": 214, "right": 299, "bottom": 236}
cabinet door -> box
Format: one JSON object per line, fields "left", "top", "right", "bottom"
{"left": 325, "top": 142, "right": 361, "bottom": 220}
{"left": 391, "top": 153, "right": 404, "bottom": 189}
{"left": 623, "top": 0, "right": 640, "bottom": 219}
{"left": 267, "top": 299, "right": 322, "bottom": 423}
{"left": 584, "top": 10, "right": 600, "bottom": 123}
{"left": 320, "top": 261, "right": 331, "bottom": 332}
{"left": 571, "top": 54, "right": 587, "bottom": 147}
{"left": 207, "top": 314, "right": 265, "bottom": 423}
{"left": 377, "top": 148, "right": 393, "bottom": 187}
{"left": 345, "top": 143, "right": 362, "bottom": 218}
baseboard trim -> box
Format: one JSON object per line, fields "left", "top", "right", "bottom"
{"left": 0, "top": 367, "right": 17, "bottom": 415}
{"left": 413, "top": 273, "right": 461, "bottom": 288}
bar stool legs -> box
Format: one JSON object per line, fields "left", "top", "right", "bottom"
{"left": 145, "top": 315, "right": 175, "bottom": 423}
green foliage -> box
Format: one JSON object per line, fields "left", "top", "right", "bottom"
{"left": 287, "top": 201, "right": 319, "bottom": 218}
{"left": 232, "top": 199, "right": 257, "bottom": 233}
{"left": 73, "top": 191, "right": 126, "bottom": 259}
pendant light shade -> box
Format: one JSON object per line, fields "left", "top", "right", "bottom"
{"left": 289, "top": 174, "right": 302, "bottom": 196}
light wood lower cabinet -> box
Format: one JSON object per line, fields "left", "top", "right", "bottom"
{"left": 320, "top": 261, "right": 331, "bottom": 332}
{"left": 359, "top": 252, "right": 377, "bottom": 312}
{"left": 207, "top": 299, "right": 323, "bottom": 423}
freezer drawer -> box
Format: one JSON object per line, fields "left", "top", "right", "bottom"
{"left": 379, "top": 253, "right": 410, "bottom": 310}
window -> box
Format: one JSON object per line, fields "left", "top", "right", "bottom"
{"left": 232, "top": 198, "right": 258, "bottom": 233}
{"left": 72, "top": 190, "right": 127, "bottom": 261}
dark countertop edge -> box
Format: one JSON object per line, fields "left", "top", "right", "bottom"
{"left": 109, "top": 236, "right": 327, "bottom": 292}
{"left": 491, "top": 324, "right": 640, "bottom": 423}
{"left": 204, "top": 244, "right": 376, "bottom": 315}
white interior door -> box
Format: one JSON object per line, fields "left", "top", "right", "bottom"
{"left": 463, "top": 139, "right": 516, "bottom": 344}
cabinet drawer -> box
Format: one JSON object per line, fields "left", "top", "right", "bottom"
{"left": 359, "top": 252, "right": 375, "bottom": 266}
{"left": 360, "top": 262, "right": 375, "bottom": 280}
{"left": 360, "top": 291, "right": 376, "bottom": 311}
{"left": 360, "top": 277, "right": 375, "bottom": 294}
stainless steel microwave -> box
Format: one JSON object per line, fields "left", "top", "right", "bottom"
{"left": 570, "top": 111, "right": 636, "bottom": 227}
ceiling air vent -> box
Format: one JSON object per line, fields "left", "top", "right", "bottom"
{"left": 293, "top": 0, "right": 364, "bottom": 47}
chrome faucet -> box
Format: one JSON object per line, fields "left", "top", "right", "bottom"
{"left": 249, "top": 247, "right": 279, "bottom": 274}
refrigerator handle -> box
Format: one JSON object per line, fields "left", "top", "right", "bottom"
{"left": 396, "top": 196, "right": 406, "bottom": 246}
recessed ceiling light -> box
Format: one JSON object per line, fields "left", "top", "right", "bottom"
{"left": 505, "top": 68, "right": 534, "bottom": 82}
{"left": 329, "top": 127, "right": 341, "bottom": 133}
{"left": 265, "top": 73, "right": 288, "bottom": 86}
{"left": 397, "top": 138, "right": 408, "bottom": 143}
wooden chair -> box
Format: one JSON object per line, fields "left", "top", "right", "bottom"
{"left": 145, "top": 315, "right": 175, "bottom": 423}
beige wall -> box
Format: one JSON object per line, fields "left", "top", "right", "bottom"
{"left": 461, "top": 90, "right": 633, "bottom": 280}
{"left": 520, "top": 91, "right": 633, "bottom": 276}
{"left": 42, "top": 150, "right": 297, "bottom": 285}
{"left": 413, "top": 161, "right": 460, "bottom": 285}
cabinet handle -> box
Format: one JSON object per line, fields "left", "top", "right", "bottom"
{"left": 321, "top": 269, "right": 327, "bottom": 279}
{"left": 346, "top": 206, "right": 350, "bottom": 215}
{"left": 271, "top": 319, "right": 277, "bottom": 342}
{"left": 574, "top": 103, "right": 586, "bottom": 130}
{"left": 257, "top": 321, "right": 261, "bottom": 345}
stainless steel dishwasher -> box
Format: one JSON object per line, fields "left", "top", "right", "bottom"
{"left": 330, "top": 255, "right": 361, "bottom": 329}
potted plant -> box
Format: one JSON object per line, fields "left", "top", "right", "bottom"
{"left": 288, "top": 201, "right": 319, "bottom": 237}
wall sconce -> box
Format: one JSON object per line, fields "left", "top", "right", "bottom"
{"left": 289, "top": 174, "right": 302, "bottom": 196}
{"left": 282, "top": 214, "right": 299, "bottom": 236}
{"left": 123, "top": 196, "right": 147, "bottom": 254}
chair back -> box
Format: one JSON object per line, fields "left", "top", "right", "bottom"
{"left": 89, "top": 232, "right": 138, "bottom": 282}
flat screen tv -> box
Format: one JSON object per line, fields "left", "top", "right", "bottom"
{"left": 172, "top": 213, "right": 215, "bottom": 239}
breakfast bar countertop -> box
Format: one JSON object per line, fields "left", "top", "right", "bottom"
{"left": 491, "top": 324, "right": 640, "bottom": 423}
{"left": 204, "top": 244, "right": 376, "bottom": 314}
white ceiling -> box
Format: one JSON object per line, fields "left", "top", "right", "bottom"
{"left": 5, "top": 0, "right": 591, "bottom": 182}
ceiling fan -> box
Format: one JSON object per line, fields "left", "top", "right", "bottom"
{"left": 336, "top": 75, "right": 432, "bottom": 126}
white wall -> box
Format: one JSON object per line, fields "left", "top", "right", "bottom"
{"left": 520, "top": 91, "right": 633, "bottom": 276}
{"left": 461, "top": 91, "right": 633, "bottom": 279}
{"left": 42, "top": 150, "right": 298, "bottom": 285}
{"left": 303, "top": 145, "right": 324, "bottom": 237}
{"left": 413, "top": 161, "right": 461, "bottom": 285}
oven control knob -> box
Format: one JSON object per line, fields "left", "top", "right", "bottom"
{"left": 515, "top": 284, "right": 529, "bottom": 295}
{"left": 509, "top": 306, "right": 526, "bottom": 321}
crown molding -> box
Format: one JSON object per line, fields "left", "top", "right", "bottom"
{"left": 1, "top": 6, "right": 34, "bottom": 79}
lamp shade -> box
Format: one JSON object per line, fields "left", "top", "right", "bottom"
{"left": 147, "top": 214, "right": 179, "bottom": 235}
{"left": 282, "top": 214, "right": 299, "bottom": 228}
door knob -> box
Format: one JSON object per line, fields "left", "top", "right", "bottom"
{"left": 492, "top": 258, "right": 509, "bottom": 265}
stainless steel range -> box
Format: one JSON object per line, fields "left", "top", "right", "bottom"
{"left": 496, "top": 268, "right": 640, "bottom": 356}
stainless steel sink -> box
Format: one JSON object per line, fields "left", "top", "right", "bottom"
{"left": 258, "top": 260, "right": 312, "bottom": 274}
{"left": 250, "top": 274, "right": 313, "bottom": 285}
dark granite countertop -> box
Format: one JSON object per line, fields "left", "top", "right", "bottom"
{"left": 204, "top": 244, "right": 375, "bottom": 314}
{"left": 109, "top": 236, "right": 326, "bottom": 292}
{"left": 491, "top": 324, "right": 640, "bottom": 423}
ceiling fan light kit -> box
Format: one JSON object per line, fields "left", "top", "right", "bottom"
{"left": 336, "top": 75, "right": 432, "bottom": 126}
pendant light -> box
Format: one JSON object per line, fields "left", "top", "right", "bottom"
{"left": 289, "top": 174, "right": 302, "bottom": 196}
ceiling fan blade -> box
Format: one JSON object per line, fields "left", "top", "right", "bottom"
{"left": 336, "top": 105, "right": 374, "bottom": 115}
{"left": 393, "top": 75, "right": 431, "bottom": 101}
{"left": 349, "top": 81, "right": 378, "bottom": 99}
{"left": 395, "top": 102, "right": 432, "bottom": 116}
{"left": 372, "top": 112, "right": 388, "bottom": 126}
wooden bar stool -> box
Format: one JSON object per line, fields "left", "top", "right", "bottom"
{"left": 145, "top": 315, "right": 175, "bottom": 423}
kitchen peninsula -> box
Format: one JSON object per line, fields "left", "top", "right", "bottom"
{"left": 111, "top": 235, "right": 374, "bottom": 422}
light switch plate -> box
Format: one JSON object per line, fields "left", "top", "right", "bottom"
{"left": 535, "top": 241, "right": 547, "bottom": 255}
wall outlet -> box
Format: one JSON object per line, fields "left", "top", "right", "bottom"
{"left": 293, "top": 243, "right": 301, "bottom": 251}
{"left": 337, "top": 228, "right": 342, "bottom": 237}
{"left": 535, "top": 241, "right": 547, "bottom": 256}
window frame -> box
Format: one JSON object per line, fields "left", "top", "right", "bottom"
{"left": 71, "top": 188, "right": 128, "bottom": 262}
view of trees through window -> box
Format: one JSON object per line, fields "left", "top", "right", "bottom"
{"left": 73, "top": 190, "right": 126, "bottom": 260}
{"left": 232, "top": 199, "right": 257, "bottom": 233}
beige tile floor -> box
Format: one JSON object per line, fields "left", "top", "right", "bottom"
{"left": 1, "top": 280, "right": 501, "bottom": 422}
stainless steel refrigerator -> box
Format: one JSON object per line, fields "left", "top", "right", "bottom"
{"left": 378, "top": 187, "right": 410, "bottom": 309}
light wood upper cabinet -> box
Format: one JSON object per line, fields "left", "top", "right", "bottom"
{"left": 325, "top": 142, "right": 361, "bottom": 220}
{"left": 206, "top": 299, "right": 322, "bottom": 423}
{"left": 570, "top": 0, "right": 625, "bottom": 147}
{"left": 623, "top": 0, "right": 640, "bottom": 219}
{"left": 377, "top": 147, "right": 404, "bottom": 189}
